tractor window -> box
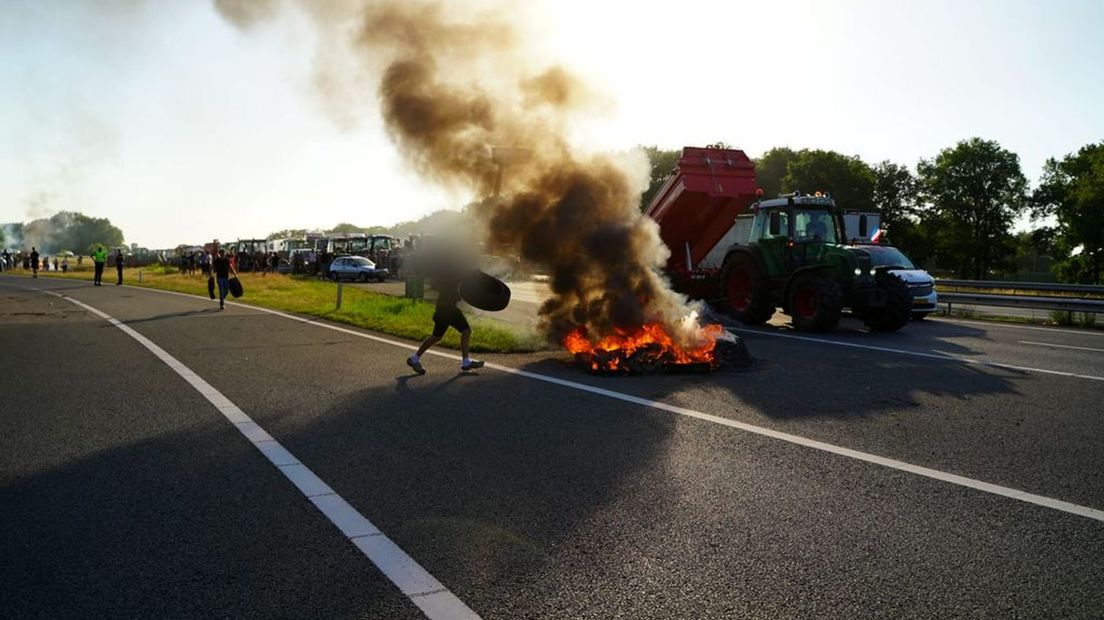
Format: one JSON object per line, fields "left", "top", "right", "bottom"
{"left": 752, "top": 210, "right": 789, "bottom": 240}
{"left": 794, "top": 210, "right": 837, "bottom": 243}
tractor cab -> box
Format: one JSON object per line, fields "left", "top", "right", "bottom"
{"left": 748, "top": 193, "right": 851, "bottom": 276}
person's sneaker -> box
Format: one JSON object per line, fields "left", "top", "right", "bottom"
{"left": 407, "top": 356, "right": 426, "bottom": 375}
{"left": 461, "top": 359, "right": 484, "bottom": 371}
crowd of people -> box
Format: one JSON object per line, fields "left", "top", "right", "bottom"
{"left": 1, "top": 248, "right": 77, "bottom": 275}
{"left": 174, "top": 249, "right": 283, "bottom": 278}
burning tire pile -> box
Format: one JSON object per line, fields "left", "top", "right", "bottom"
{"left": 565, "top": 323, "right": 751, "bottom": 375}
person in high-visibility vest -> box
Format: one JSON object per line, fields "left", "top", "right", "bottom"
{"left": 92, "top": 246, "right": 107, "bottom": 286}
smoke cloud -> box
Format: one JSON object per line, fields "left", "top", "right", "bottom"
{"left": 215, "top": 0, "right": 705, "bottom": 346}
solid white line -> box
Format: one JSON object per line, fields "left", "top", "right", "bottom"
{"left": 731, "top": 326, "right": 1104, "bottom": 383}
{"left": 1020, "top": 340, "right": 1104, "bottom": 353}
{"left": 67, "top": 279, "right": 1104, "bottom": 525}
{"left": 23, "top": 278, "right": 1104, "bottom": 524}
{"left": 38, "top": 289, "right": 481, "bottom": 620}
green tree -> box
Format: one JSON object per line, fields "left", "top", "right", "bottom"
{"left": 1032, "top": 142, "right": 1104, "bottom": 284}
{"left": 266, "top": 228, "right": 308, "bottom": 240}
{"left": 869, "top": 160, "right": 931, "bottom": 261}
{"left": 48, "top": 212, "right": 124, "bottom": 253}
{"left": 871, "top": 161, "right": 919, "bottom": 228}
{"left": 917, "top": 138, "right": 1028, "bottom": 279}
{"left": 754, "top": 147, "right": 799, "bottom": 199}
{"left": 638, "top": 146, "right": 681, "bottom": 210}
{"left": 328, "top": 222, "right": 364, "bottom": 234}
{"left": 783, "top": 149, "right": 875, "bottom": 212}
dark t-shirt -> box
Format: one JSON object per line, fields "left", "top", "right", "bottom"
{"left": 30, "top": 251, "right": 39, "bottom": 265}
{"left": 434, "top": 270, "right": 461, "bottom": 311}
{"left": 213, "top": 257, "right": 231, "bottom": 279}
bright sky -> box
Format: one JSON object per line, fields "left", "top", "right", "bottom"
{"left": 2, "top": 0, "right": 1102, "bottom": 248}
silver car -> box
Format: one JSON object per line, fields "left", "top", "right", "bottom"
{"left": 860, "top": 245, "right": 938, "bottom": 319}
{"left": 328, "top": 256, "right": 389, "bottom": 282}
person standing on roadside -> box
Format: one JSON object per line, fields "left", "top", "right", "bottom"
{"left": 406, "top": 261, "right": 484, "bottom": 375}
{"left": 29, "top": 247, "right": 39, "bottom": 278}
{"left": 212, "top": 249, "right": 237, "bottom": 310}
{"left": 92, "top": 245, "right": 107, "bottom": 286}
{"left": 115, "top": 249, "right": 125, "bottom": 285}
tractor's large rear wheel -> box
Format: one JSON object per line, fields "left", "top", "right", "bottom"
{"left": 788, "top": 274, "right": 842, "bottom": 332}
{"left": 865, "top": 274, "right": 912, "bottom": 332}
{"left": 721, "top": 253, "right": 774, "bottom": 324}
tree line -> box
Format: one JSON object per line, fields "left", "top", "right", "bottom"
{"left": 1, "top": 212, "right": 125, "bottom": 255}
{"left": 641, "top": 139, "right": 1104, "bottom": 284}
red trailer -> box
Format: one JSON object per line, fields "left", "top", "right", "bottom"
{"left": 644, "top": 146, "right": 761, "bottom": 301}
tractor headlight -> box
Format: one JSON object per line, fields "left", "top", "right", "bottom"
{"left": 869, "top": 268, "right": 877, "bottom": 276}
{"left": 854, "top": 268, "right": 862, "bottom": 276}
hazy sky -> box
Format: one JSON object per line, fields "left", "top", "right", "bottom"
{"left": 2, "top": 0, "right": 1102, "bottom": 248}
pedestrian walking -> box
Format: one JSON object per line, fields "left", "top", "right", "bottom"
{"left": 52, "top": 257, "right": 59, "bottom": 271}
{"left": 62, "top": 257, "right": 69, "bottom": 273}
{"left": 406, "top": 263, "right": 483, "bottom": 375}
{"left": 92, "top": 245, "right": 107, "bottom": 285}
{"left": 212, "top": 249, "right": 237, "bottom": 310}
{"left": 30, "top": 247, "right": 39, "bottom": 278}
{"left": 115, "top": 249, "right": 125, "bottom": 285}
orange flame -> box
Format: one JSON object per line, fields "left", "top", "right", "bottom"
{"left": 564, "top": 322, "right": 724, "bottom": 374}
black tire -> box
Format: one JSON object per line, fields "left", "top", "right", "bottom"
{"left": 359, "top": 272, "right": 368, "bottom": 282}
{"left": 866, "top": 274, "right": 912, "bottom": 332}
{"left": 912, "top": 311, "right": 928, "bottom": 321}
{"left": 329, "top": 271, "right": 339, "bottom": 282}
{"left": 377, "top": 275, "right": 386, "bottom": 283}
{"left": 788, "top": 274, "right": 842, "bottom": 332}
{"left": 720, "top": 252, "right": 774, "bottom": 324}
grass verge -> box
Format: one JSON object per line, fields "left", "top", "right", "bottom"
{"left": 27, "top": 267, "right": 544, "bottom": 353}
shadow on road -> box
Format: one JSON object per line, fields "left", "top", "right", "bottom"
{"left": 507, "top": 332, "right": 1022, "bottom": 422}
{"left": 269, "top": 369, "right": 677, "bottom": 589}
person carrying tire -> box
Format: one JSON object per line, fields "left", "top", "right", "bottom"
{"left": 212, "top": 249, "right": 237, "bottom": 310}
{"left": 92, "top": 246, "right": 107, "bottom": 286}
{"left": 406, "top": 263, "right": 483, "bottom": 375}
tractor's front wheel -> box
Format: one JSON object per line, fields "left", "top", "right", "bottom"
{"left": 788, "top": 274, "right": 842, "bottom": 332}
{"left": 865, "top": 274, "right": 912, "bottom": 332}
{"left": 721, "top": 253, "right": 774, "bottom": 324}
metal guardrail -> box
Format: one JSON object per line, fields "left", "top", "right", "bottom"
{"left": 937, "top": 292, "right": 1104, "bottom": 314}
{"left": 933, "top": 279, "right": 1104, "bottom": 315}
{"left": 935, "top": 279, "right": 1104, "bottom": 296}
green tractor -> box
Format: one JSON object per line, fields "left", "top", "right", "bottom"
{"left": 720, "top": 193, "right": 912, "bottom": 332}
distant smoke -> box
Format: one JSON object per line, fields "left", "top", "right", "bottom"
{"left": 215, "top": 0, "right": 705, "bottom": 346}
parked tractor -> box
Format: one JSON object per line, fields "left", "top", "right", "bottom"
{"left": 644, "top": 146, "right": 911, "bottom": 332}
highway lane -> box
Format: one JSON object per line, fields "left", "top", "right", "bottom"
{"left": 0, "top": 280, "right": 422, "bottom": 618}
{"left": 354, "top": 277, "right": 1104, "bottom": 378}
{"left": 4, "top": 275, "right": 1103, "bottom": 618}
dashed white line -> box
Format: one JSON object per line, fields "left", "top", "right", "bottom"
{"left": 1020, "top": 340, "right": 1104, "bottom": 353}
{"left": 40, "top": 289, "right": 481, "bottom": 620}
{"left": 935, "top": 315, "right": 1104, "bottom": 337}
{"left": 50, "top": 278, "right": 1103, "bottom": 525}
{"left": 730, "top": 326, "right": 1104, "bottom": 382}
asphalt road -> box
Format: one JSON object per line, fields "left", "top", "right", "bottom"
{"left": 3, "top": 273, "right": 1103, "bottom": 619}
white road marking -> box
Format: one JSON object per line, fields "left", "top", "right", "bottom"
{"left": 1020, "top": 340, "right": 1104, "bottom": 353}
{"left": 935, "top": 315, "right": 1104, "bottom": 337}
{"left": 38, "top": 289, "right": 481, "bottom": 620}
{"left": 731, "top": 326, "right": 1104, "bottom": 383}
{"left": 58, "top": 278, "right": 1104, "bottom": 525}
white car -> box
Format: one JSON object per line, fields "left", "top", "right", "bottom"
{"left": 328, "top": 256, "right": 389, "bottom": 282}
{"left": 859, "top": 245, "right": 938, "bottom": 319}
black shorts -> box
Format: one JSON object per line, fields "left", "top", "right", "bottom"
{"left": 432, "top": 307, "right": 469, "bottom": 337}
